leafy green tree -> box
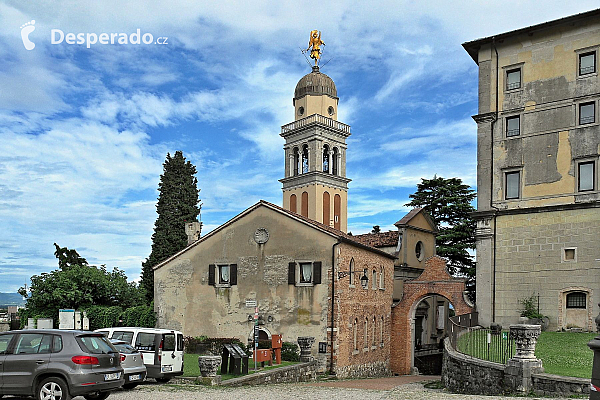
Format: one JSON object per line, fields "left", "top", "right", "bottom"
{"left": 141, "top": 151, "right": 200, "bottom": 303}
{"left": 405, "top": 176, "right": 476, "bottom": 299}
{"left": 18, "top": 245, "right": 144, "bottom": 327}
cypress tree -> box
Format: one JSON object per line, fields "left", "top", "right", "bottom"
{"left": 141, "top": 151, "right": 200, "bottom": 303}
{"left": 405, "top": 176, "right": 476, "bottom": 300}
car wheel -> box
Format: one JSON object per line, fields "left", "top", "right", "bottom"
{"left": 83, "top": 392, "right": 110, "bottom": 400}
{"left": 37, "top": 377, "right": 71, "bottom": 400}
{"left": 156, "top": 377, "right": 171, "bottom": 383}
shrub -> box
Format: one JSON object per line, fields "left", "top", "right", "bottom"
{"left": 518, "top": 294, "right": 545, "bottom": 320}
{"left": 281, "top": 341, "right": 300, "bottom": 361}
{"left": 184, "top": 336, "right": 248, "bottom": 355}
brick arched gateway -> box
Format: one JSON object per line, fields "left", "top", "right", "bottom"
{"left": 390, "top": 256, "right": 473, "bottom": 375}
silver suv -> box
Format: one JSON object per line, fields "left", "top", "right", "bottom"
{"left": 0, "top": 329, "right": 124, "bottom": 400}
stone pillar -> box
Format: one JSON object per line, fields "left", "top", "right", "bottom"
{"left": 197, "top": 355, "right": 222, "bottom": 386}
{"left": 474, "top": 214, "right": 495, "bottom": 327}
{"left": 297, "top": 336, "right": 315, "bottom": 362}
{"left": 504, "top": 324, "right": 543, "bottom": 393}
{"left": 587, "top": 306, "right": 600, "bottom": 399}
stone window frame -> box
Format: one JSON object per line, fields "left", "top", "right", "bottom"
{"left": 415, "top": 241, "right": 424, "bottom": 261}
{"left": 505, "top": 114, "right": 521, "bottom": 138}
{"left": 371, "top": 269, "right": 377, "bottom": 290}
{"left": 503, "top": 62, "right": 524, "bottom": 92}
{"left": 298, "top": 261, "right": 318, "bottom": 287}
{"left": 379, "top": 266, "right": 385, "bottom": 290}
{"left": 561, "top": 247, "right": 578, "bottom": 263}
{"left": 575, "top": 45, "right": 598, "bottom": 78}
{"left": 558, "top": 287, "right": 593, "bottom": 331}
{"left": 577, "top": 100, "right": 596, "bottom": 126}
{"left": 379, "top": 316, "right": 384, "bottom": 347}
{"left": 217, "top": 264, "right": 230, "bottom": 287}
{"left": 371, "top": 315, "right": 377, "bottom": 349}
{"left": 503, "top": 168, "right": 522, "bottom": 200}
{"left": 575, "top": 157, "right": 597, "bottom": 193}
{"left": 352, "top": 318, "right": 359, "bottom": 355}
{"left": 363, "top": 317, "right": 369, "bottom": 352}
{"left": 566, "top": 292, "right": 587, "bottom": 309}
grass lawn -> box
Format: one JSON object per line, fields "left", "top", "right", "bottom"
{"left": 183, "top": 353, "right": 298, "bottom": 380}
{"left": 535, "top": 331, "right": 596, "bottom": 378}
{"left": 457, "top": 330, "right": 596, "bottom": 379}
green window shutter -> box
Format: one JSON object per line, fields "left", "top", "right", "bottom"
{"left": 313, "top": 261, "right": 322, "bottom": 284}
{"left": 230, "top": 264, "right": 238, "bottom": 286}
{"left": 288, "top": 262, "right": 296, "bottom": 285}
{"left": 208, "top": 264, "right": 215, "bottom": 286}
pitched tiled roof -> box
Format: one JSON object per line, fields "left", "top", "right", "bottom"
{"left": 154, "top": 200, "right": 395, "bottom": 270}
{"left": 352, "top": 231, "right": 399, "bottom": 248}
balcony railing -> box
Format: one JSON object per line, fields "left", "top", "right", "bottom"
{"left": 281, "top": 113, "right": 351, "bottom": 135}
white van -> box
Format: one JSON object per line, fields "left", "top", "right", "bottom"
{"left": 95, "top": 327, "right": 184, "bottom": 382}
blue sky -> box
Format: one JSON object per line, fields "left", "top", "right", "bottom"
{"left": 1, "top": 1, "right": 598, "bottom": 293}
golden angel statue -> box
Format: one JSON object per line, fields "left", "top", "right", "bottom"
{"left": 306, "top": 30, "right": 325, "bottom": 66}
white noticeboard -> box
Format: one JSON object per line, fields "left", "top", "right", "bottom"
{"left": 59, "top": 309, "right": 75, "bottom": 329}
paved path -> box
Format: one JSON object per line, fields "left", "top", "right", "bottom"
{"left": 308, "top": 374, "right": 440, "bottom": 390}
{"left": 3, "top": 378, "right": 580, "bottom": 400}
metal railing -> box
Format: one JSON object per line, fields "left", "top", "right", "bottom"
{"left": 281, "top": 113, "right": 351, "bottom": 135}
{"left": 448, "top": 312, "right": 515, "bottom": 364}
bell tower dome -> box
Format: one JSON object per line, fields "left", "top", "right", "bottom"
{"left": 279, "top": 65, "right": 351, "bottom": 232}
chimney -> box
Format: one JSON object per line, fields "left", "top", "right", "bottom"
{"left": 185, "top": 221, "right": 202, "bottom": 244}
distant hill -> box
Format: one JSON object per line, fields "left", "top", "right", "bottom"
{"left": 0, "top": 293, "right": 25, "bottom": 307}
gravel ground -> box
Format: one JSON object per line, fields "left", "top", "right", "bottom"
{"left": 2, "top": 380, "right": 582, "bottom": 400}
{"left": 94, "top": 381, "right": 580, "bottom": 400}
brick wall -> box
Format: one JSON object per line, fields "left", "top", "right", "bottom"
{"left": 330, "top": 242, "right": 394, "bottom": 378}
{"left": 391, "top": 256, "right": 473, "bottom": 375}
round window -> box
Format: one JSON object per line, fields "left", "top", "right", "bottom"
{"left": 415, "top": 241, "right": 424, "bottom": 261}
{"left": 328, "top": 106, "right": 334, "bottom": 116}
{"left": 298, "top": 106, "right": 305, "bottom": 116}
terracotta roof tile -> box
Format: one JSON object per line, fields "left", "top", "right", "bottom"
{"left": 353, "top": 231, "right": 399, "bottom": 248}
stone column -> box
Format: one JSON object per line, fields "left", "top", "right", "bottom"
{"left": 504, "top": 324, "right": 543, "bottom": 393}
{"left": 297, "top": 336, "right": 315, "bottom": 362}
{"left": 197, "top": 355, "right": 222, "bottom": 386}
{"left": 587, "top": 306, "right": 600, "bottom": 399}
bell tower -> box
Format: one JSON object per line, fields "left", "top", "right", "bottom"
{"left": 279, "top": 65, "right": 351, "bottom": 232}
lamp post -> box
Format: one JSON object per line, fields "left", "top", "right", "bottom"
{"left": 337, "top": 268, "right": 369, "bottom": 289}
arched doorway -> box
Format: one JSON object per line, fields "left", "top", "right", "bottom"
{"left": 412, "top": 294, "right": 454, "bottom": 374}
{"left": 390, "top": 256, "right": 473, "bottom": 375}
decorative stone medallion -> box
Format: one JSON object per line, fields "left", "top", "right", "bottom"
{"left": 254, "top": 227, "right": 269, "bottom": 244}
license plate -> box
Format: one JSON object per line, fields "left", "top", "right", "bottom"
{"left": 104, "top": 372, "right": 120, "bottom": 381}
{"left": 129, "top": 374, "right": 141, "bottom": 381}
{"left": 161, "top": 365, "right": 172, "bottom": 372}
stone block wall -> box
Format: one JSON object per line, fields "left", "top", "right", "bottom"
{"left": 442, "top": 338, "right": 506, "bottom": 395}
{"left": 220, "top": 361, "right": 318, "bottom": 387}
{"left": 495, "top": 208, "right": 600, "bottom": 330}
{"left": 442, "top": 338, "right": 591, "bottom": 397}
{"left": 532, "top": 373, "right": 590, "bottom": 396}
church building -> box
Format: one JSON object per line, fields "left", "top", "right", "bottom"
{"left": 153, "top": 58, "right": 472, "bottom": 377}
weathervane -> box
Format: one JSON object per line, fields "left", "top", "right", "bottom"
{"left": 304, "top": 30, "right": 325, "bottom": 66}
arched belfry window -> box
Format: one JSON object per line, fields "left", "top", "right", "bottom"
{"left": 293, "top": 147, "right": 300, "bottom": 176}
{"left": 302, "top": 144, "right": 309, "bottom": 174}
{"left": 323, "top": 144, "right": 330, "bottom": 173}
{"left": 332, "top": 147, "right": 339, "bottom": 175}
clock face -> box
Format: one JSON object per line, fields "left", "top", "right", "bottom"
{"left": 254, "top": 228, "right": 269, "bottom": 244}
